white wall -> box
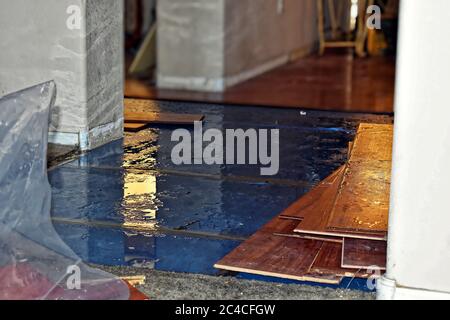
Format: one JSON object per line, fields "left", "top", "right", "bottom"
{"left": 157, "top": 0, "right": 225, "bottom": 92}
{"left": 224, "top": 0, "right": 318, "bottom": 78}
{"left": 378, "top": 0, "right": 450, "bottom": 299}
{"left": 0, "top": 0, "right": 124, "bottom": 150}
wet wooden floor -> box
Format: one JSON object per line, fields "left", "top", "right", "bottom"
{"left": 125, "top": 52, "right": 395, "bottom": 114}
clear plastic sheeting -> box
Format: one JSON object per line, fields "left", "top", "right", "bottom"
{"left": 0, "top": 82, "right": 129, "bottom": 300}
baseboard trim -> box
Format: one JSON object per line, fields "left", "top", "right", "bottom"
{"left": 157, "top": 54, "right": 295, "bottom": 92}
{"left": 157, "top": 75, "right": 225, "bottom": 92}
{"left": 224, "top": 54, "right": 289, "bottom": 88}
{"left": 377, "top": 276, "right": 450, "bottom": 300}
{"left": 48, "top": 118, "right": 123, "bottom": 151}
{"left": 48, "top": 131, "right": 80, "bottom": 147}
{"left": 289, "top": 44, "right": 316, "bottom": 62}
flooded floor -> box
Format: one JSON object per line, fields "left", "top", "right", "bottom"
{"left": 49, "top": 100, "right": 392, "bottom": 291}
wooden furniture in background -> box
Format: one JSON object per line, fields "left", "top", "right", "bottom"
{"left": 129, "top": 24, "right": 157, "bottom": 76}
{"left": 318, "top": 0, "right": 375, "bottom": 57}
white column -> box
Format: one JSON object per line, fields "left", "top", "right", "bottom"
{"left": 0, "top": 0, "right": 124, "bottom": 150}
{"left": 157, "top": 0, "right": 226, "bottom": 92}
{"left": 378, "top": 0, "right": 450, "bottom": 300}
{"left": 156, "top": 0, "right": 319, "bottom": 92}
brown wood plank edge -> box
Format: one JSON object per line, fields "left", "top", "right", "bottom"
{"left": 341, "top": 238, "right": 387, "bottom": 270}
{"left": 124, "top": 122, "right": 149, "bottom": 132}
{"left": 324, "top": 123, "right": 393, "bottom": 235}
{"left": 214, "top": 218, "right": 344, "bottom": 284}
{"left": 284, "top": 124, "right": 392, "bottom": 241}
{"left": 123, "top": 98, "right": 205, "bottom": 132}
{"left": 214, "top": 216, "right": 374, "bottom": 283}
{"left": 124, "top": 111, "right": 204, "bottom": 125}
{"left": 278, "top": 167, "right": 344, "bottom": 221}
{"left": 280, "top": 166, "right": 386, "bottom": 241}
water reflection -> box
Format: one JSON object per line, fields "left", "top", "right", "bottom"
{"left": 122, "top": 171, "right": 158, "bottom": 220}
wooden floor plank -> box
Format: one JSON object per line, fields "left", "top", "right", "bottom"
{"left": 279, "top": 167, "right": 344, "bottom": 221}
{"left": 214, "top": 219, "right": 342, "bottom": 284}
{"left": 276, "top": 222, "right": 382, "bottom": 278}
{"left": 295, "top": 228, "right": 386, "bottom": 241}
{"left": 124, "top": 122, "right": 148, "bottom": 132}
{"left": 293, "top": 166, "right": 388, "bottom": 240}
{"left": 326, "top": 124, "right": 393, "bottom": 234}
{"left": 124, "top": 111, "right": 204, "bottom": 125}
{"left": 342, "top": 238, "right": 387, "bottom": 270}
{"left": 274, "top": 231, "right": 343, "bottom": 243}
{"left": 310, "top": 242, "right": 373, "bottom": 279}
{"left": 349, "top": 124, "right": 393, "bottom": 161}
{"left": 283, "top": 165, "right": 386, "bottom": 240}
{"left": 327, "top": 160, "right": 391, "bottom": 234}
{"left": 124, "top": 98, "right": 204, "bottom": 125}
{"left": 293, "top": 166, "right": 345, "bottom": 234}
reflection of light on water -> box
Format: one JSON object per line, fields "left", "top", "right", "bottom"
{"left": 123, "top": 220, "right": 159, "bottom": 231}
{"left": 122, "top": 171, "right": 158, "bottom": 229}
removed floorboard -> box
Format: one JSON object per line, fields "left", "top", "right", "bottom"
{"left": 292, "top": 166, "right": 387, "bottom": 241}
{"left": 124, "top": 111, "right": 204, "bottom": 125}
{"left": 347, "top": 124, "right": 393, "bottom": 161}
{"left": 341, "top": 238, "right": 387, "bottom": 270}
{"left": 215, "top": 123, "right": 392, "bottom": 283}
{"left": 214, "top": 218, "right": 342, "bottom": 284}
{"left": 282, "top": 165, "right": 385, "bottom": 240}
{"left": 279, "top": 167, "right": 345, "bottom": 221}
{"left": 326, "top": 124, "right": 393, "bottom": 235}
{"left": 293, "top": 166, "right": 345, "bottom": 237}
{"left": 215, "top": 215, "right": 378, "bottom": 283}
{"left": 311, "top": 242, "right": 372, "bottom": 278}
{"left": 124, "top": 122, "right": 148, "bottom": 132}
{"left": 326, "top": 160, "right": 391, "bottom": 234}
{"left": 124, "top": 98, "right": 204, "bottom": 125}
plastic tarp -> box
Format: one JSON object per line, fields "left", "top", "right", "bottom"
{"left": 0, "top": 82, "right": 130, "bottom": 300}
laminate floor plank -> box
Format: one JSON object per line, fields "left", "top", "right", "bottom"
{"left": 293, "top": 167, "right": 345, "bottom": 234}
{"left": 274, "top": 231, "right": 343, "bottom": 244}
{"left": 124, "top": 122, "right": 148, "bottom": 132}
{"left": 124, "top": 111, "right": 204, "bottom": 125}
{"left": 327, "top": 160, "right": 391, "bottom": 234}
{"left": 215, "top": 123, "right": 393, "bottom": 283}
{"left": 342, "top": 238, "right": 387, "bottom": 270}
{"left": 349, "top": 124, "right": 393, "bottom": 162}
{"left": 282, "top": 165, "right": 386, "bottom": 240}
{"left": 310, "top": 242, "right": 373, "bottom": 279}
{"left": 326, "top": 124, "right": 393, "bottom": 234}
{"left": 279, "top": 167, "right": 344, "bottom": 221}
{"left": 124, "top": 98, "right": 204, "bottom": 125}
{"left": 214, "top": 219, "right": 342, "bottom": 284}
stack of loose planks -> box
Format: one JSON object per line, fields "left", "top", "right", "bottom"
{"left": 214, "top": 123, "right": 393, "bottom": 284}
{"left": 124, "top": 98, "right": 204, "bottom": 132}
